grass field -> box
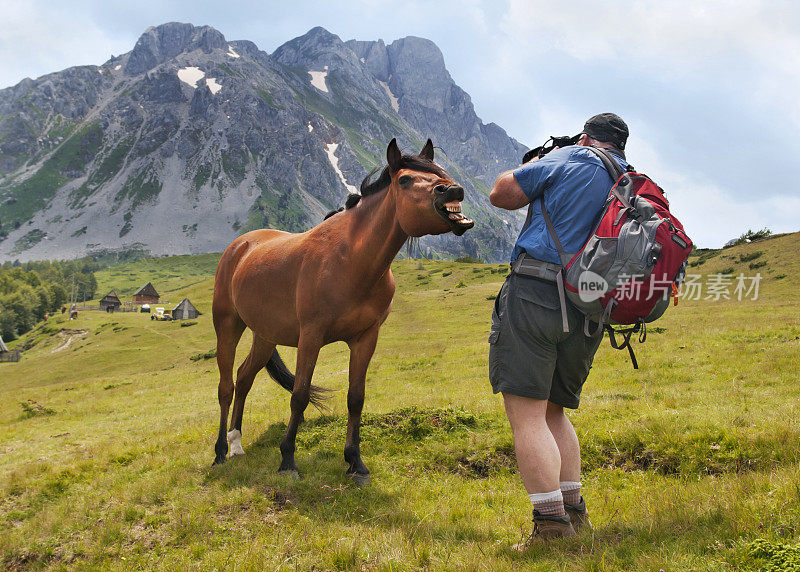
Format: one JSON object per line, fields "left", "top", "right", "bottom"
{"left": 2, "top": 234, "right": 800, "bottom": 570}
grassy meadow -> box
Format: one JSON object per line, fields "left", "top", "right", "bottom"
{"left": 1, "top": 234, "right": 800, "bottom": 570}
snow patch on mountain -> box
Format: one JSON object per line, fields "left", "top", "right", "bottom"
{"left": 309, "top": 66, "right": 329, "bottom": 92}
{"left": 177, "top": 66, "right": 205, "bottom": 88}
{"left": 324, "top": 143, "right": 358, "bottom": 194}
{"left": 227, "top": 45, "right": 240, "bottom": 58}
{"left": 379, "top": 80, "right": 399, "bottom": 112}
{"left": 206, "top": 78, "right": 222, "bottom": 94}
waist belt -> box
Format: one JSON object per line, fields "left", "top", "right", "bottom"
{"left": 510, "top": 253, "right": 562, "bottom": 282}
{"left": 510, "top": 253, "right": 570, "bottom": 333}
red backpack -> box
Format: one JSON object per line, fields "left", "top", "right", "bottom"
{"left": 542, "top": 146, "right": 693, "bottom": 368}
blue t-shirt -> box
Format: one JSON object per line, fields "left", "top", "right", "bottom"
{"left": 510, "top": 145, "right": 628, "bottom": 265}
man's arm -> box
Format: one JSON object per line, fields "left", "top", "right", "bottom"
{"left": 490, "top": 168, "right": 531, "bottom": 210}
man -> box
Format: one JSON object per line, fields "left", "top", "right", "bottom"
{"left": 488, "top": 113, "right": 629, "bottom": 544}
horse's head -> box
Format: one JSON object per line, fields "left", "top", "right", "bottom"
{"left": 386, "top": 138, "right": 474, "bottom": 237}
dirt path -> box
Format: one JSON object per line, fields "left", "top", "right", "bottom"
{"left": 51, "top": 329, "right": 89, "bottom": 354}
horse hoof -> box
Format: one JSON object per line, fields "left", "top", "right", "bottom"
{"left": 278, "top": 469, "right": 300, "bottom": 480}
{"left": 348, "top": 472, "right": 370, "bottom": 487}
{"left": 227, "top": 430, "right": 245, "bottom": 457}
{"left": 212, "top": 456, "right": 227, "bottom": 466}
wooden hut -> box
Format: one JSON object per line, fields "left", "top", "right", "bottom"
{"left": 171, "top": 298, "right": 200, "bottom": 320}
{"left": 132, "top": 282, "right": 160, "bottom": 304}
{"left": 0, "top": 335, "right": 20, "bottom": 362}
{"left": 99, "top": 290, "right": 122, "bottom": 312}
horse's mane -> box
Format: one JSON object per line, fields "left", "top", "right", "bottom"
{"left": 324, "top": 154, "right": 449, "bottom": 220}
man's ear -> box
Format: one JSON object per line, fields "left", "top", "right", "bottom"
{"left": 387, "top": 138, "right": 401, "bottom": 173}
{"left": 419, "top": 139, "right": 434, "bottom": 161}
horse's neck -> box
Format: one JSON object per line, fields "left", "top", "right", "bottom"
{"left": 347, "top": 187, "right": 407, "bottom": 283}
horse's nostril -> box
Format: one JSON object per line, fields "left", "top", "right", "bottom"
{"left": 434, "top": 185, "right": 446, "bottom": 193}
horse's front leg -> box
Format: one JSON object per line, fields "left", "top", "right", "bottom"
{"left": 278, "top": 333, "right": 322, "bottom": 478}
{"left": 344, "top": 325, "right": 380, "bottom": 485}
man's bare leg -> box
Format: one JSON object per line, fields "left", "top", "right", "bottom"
{"left": 545, "top": 401, "right": 580, "bottom": 482}
{"left": 504, "top": 393, "right": 574, "bottom": 543}
{"left": 546, "top": 400, "right": 590, "bottom": 530}
{"left": 503, "top": 394, "right": 560, "bottom": 493}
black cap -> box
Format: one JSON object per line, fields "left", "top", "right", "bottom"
{"left": 583, "top": 113, "right": 629, "bottom": 150}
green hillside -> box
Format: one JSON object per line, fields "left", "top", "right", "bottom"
{"left": 1, "top": 234, "right": 799, "bottom": 570}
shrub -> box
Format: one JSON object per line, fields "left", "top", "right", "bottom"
{"left": 190, "top": 349, "right": 216, "bottom": 361}
{"left": 738, "top": 251, "right": 763, "bottom": 263}
{"left": 724, "top": 228, "right": 772, "bottom": 248}
{"left": 20, "top": 400, "right": 55, "bottom": 419}
{"left": 455, "top": 255, "right": 482, "bottom": 263}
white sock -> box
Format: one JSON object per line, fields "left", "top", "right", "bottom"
{"left": 560, "top": 481, "right": 581, "bottom": 505}
{"left": 529, "top": 489, "right": 565, "bottom": 517}
{"left": 529, "top": 489, "right": 563, "bottom": 504}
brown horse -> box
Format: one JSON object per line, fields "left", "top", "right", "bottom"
{"left": 212, "top": 138, "right": 474, "bottom": 481}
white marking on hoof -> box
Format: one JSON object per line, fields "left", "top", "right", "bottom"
{"left": 226, "top": 429, "right": 245, "bottom": 458}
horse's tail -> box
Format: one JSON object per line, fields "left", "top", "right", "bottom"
{"left": 265, "top": 350, "right": 332, "bottom": 409}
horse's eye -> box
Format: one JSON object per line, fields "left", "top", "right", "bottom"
{"left": 398, "top": 175, "right": 413, "bottom": 186}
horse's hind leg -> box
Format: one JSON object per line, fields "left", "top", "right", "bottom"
{"left": 344, "top": 326, "right": 380, "bottom": 484}
{"left": 213, "top": 313, "right": 246, "bottom": 465}
{"left": 227, "top": 335, "right": 275, "bottom": 458}
{"left": 278, "top": 333, "right": 322, "bottom": 477}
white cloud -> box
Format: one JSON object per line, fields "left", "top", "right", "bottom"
{"left": 500, "top": 1, "right": 800, "bottom": 127}
{"left": 0, "top": 1, "right": 131, "bottom": 87}
{"left": 629, "top": 134, "right": 799, "bottom": 247}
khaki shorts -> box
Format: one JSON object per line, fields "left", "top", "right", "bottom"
{"left": 488, "top": 273, "right": 602, "bottom": 409}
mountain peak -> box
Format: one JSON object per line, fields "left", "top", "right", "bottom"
{"left": 306, "top": 26, "right": 336, "bottom": 39}
{"left": 272, "top": 27, "right": 350, "bottom": 68}
{"left": 124, "top": 22, "right": 227, "bottom": 75}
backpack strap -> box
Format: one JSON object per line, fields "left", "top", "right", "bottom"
{"left": 605, "top": 320, "right": 647, "bottom": 370}
{"left": 537, "top": 197, "right": 571, "bottom": 334}
{"left": 539, "top": 196, "right": 571, "bottom": 268}
{"left": 586, "top": 145, "right": 624, "bottom": 179}
{"left": 585, "top": 146, "right": 642, "bottom": 220}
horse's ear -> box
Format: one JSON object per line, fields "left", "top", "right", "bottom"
{"left": 420, "top": 139, "right": 434, "bottom": 161}
{"left": 387, "top": 138, "right": 401, "bottom": 174}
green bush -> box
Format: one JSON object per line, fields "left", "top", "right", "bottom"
{"left": 724, "top": 228, "right": 772, "bottom": 248}
{"left": 455, "top": 255, "right": 483, "bottom": 263}
{"left": 190, "top": 349, "right": 217, "bottom": 361}
{"left": 739, "top": 251, "right": 763, "bottom": 263}
{"left": 19, "top": 400, "right": 56, "bottom": 419}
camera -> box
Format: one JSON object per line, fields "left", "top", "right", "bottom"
{"left": 522, "top": 134, "right": 581, "bottom": 164}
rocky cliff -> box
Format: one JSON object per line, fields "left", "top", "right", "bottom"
{"left": 0, "top": 23, "right": 527, "bottom": 262}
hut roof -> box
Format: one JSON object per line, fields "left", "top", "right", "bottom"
{"left": 100, "top": 290, "right": 121, "bottom": 303}
{"left": 171, "top": 298, "right": 199, "bottom": 315}
{"left": 134, "top": 282, "right": 159, "bottom": 297}
{"left": 0, "top": 336, "right": 8, "bottom": 353}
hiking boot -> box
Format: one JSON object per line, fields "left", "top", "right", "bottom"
{"left": 512, "top": 511, "right": 576, "bottom": 550}
{"left": 564, "top": 497, "right": 593, "bottom": 533}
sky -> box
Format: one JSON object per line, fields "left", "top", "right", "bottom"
{"left": 1, "top": 0, "right": 798, "bottom": 248}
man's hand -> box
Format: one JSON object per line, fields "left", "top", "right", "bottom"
{"left": 490, "top": 169, "right": 530, "bottom": 210}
